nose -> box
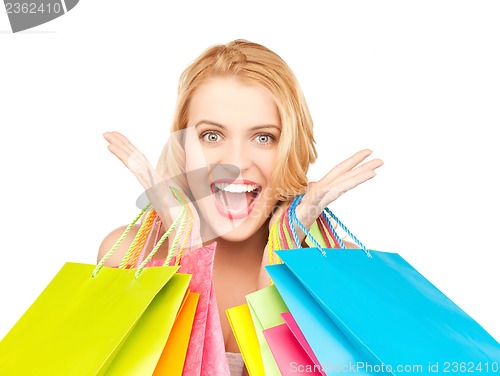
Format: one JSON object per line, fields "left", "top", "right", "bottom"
{"left": 220, "top": 140, "right": 253, "bottom": 173}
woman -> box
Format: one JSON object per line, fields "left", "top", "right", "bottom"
{"left": 98, "top": 39, "right": 383, "bottom": 375}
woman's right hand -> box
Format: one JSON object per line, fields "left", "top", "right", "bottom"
{"left": 102, "top": 131, "right": 201, "bottom": 248}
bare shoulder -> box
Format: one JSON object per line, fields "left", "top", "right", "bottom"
{"left": 97, "top": 225, "right": 141, "bottom": 267}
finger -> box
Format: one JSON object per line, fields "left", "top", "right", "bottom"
{"left": 352, "top": 158, "right": 384, "bottom": 172}
{"left": 336, "top": 158, "right": 384, "bottom": 183}
{"left": 104, "top": 133, "right": 203, "bottom": 248}
{"left": 301, "top": 162, "right": 380, "bottom": 211}
{"left": 106, "top": 142, "right": 150, "bottom": 175}
{"left": 104, "top": 132, "right": 143, "bottom": 165}
{"left": 321, "top": 169, "right": 378, "bottom": 205}
{"left": 106, "top": 142, "right": 133, "bottom": 168}
{"left": 105, "top": 137, "right": 161, "bottom": 190}
{"left": 104, "top": 132, "right": 151, "bottom": 171}
{"left": 103, "top": 132, "right": 135, "bottom": 162}
{"left": 318, "top": 149, "right": 373, "bottom": 186}
{"left": 108, "top": 131, "right": 141, "bottom": 156}
{"left": 108, "top": 133, "right": 162, "bottom": 186}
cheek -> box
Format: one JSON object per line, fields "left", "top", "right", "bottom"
{"left": 184, "top": 150, "right": 204, "bottom": 171}
{"left": 255, "top": 150, "right": 278, "bottom": 183}
{"left": 183, "top": 129, "right": 214, "bottom": 201}
{"left": 255, "top": 151, "right": 280, "bottom": 209}
{"left": 184, "top": 129, "right": 207, "bottom": 171}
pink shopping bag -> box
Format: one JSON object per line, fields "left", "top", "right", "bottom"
{"left": 146, "top": 242, "right": 229, "bottom": 375}
{"left": 263, "top": 318, "right": 324, "bottom": 376}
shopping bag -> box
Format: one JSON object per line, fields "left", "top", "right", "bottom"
{"left": 266, "top": 207, "right": 374, "bottom": 376}
{"left": 0, "top": 263, "right": 188, "bottom": 376}
{"left": 138, "top": 245, "right": 229, "bottom": 376}
{"left": 104, "top": 188, "right": 200, "bottom": 375}
{"left": 281, "top": 311, "right": 326, "bottom": 375}
{"left": 0, "top": 203, "right": 190, "bottom": 376}
{"left": 176, "top": 242, "right": 230, "bottom": 376}
{"left": 0, "top": 206, "right": 190, "bottom": 375}
{"left": 263, "top": 315, "right": 325, "bottom": 376}
{"left": 103, "top": 273, "right": 191, "bottom": 376}
{"left": 266, "top": 263, "right": 376, "bottom": 376}
{"left": 271, "top": 194, "right": 500, "bottom": 375}
{"left": 130, "top": 188, "right": 230, "bottom": 376}
{"left": 226, "top": 303, "right": 266, "bottom": 376}
{"left": 246, "top": 285, "right": 289, "bottom": 376}
{"left": 153, "top": 290, "right": 200, "bottom": 375}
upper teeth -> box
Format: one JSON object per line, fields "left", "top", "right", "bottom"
{"left": 214, "top": 183, "right": 259, "bottom": 193}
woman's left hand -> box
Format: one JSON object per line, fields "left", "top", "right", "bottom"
{"left": 267, "top": 149, "right": 383, "bottom": 246}
{"left": 294, "top": 149, "right": 383, "bottom": 231}
{"left": 260, "top": 149, "right": 382, "bottom": 287}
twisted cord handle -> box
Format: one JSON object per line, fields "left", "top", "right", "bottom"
{"left": 92, "top": 202, "right": 151, "bottom": 277}
{"left": 323, "top": 207, "right": 370, "bottom": 257}
{"left": 316, "top": 215, "right": 333, "bottom": 249}
{"left": 133, "top": 214, "right": 162, "bottom": 267}
{"left": 280, "top": 202, "right": 298, "bottom": 249}
{"left": 317, "top": 212, "right": 344, "bottom": 249}
{"left": 268, "top": 214, "right": 282, "bottom": 266}
{"left": 133, "top": 188, "right": 195, "bottom": 268}
{"left": 289, "top": 195, "right": 326, "bottom": 256}
{"left": 119, "top": 209, "right": 157, "bottom": 269}
{"left": 166, "top": 188, "right": 193, "bottom": 267}
{"left": 93, "top": 186, "right": 194, "bottom": 278}
{"left": 289, "top": 195, "right": 372, "bottom": 258}
{"left": 136, "top": 187, "right": 188, "bottom": 277}
{"left": 268, "top": 201, "right": 297, "bottom": 265}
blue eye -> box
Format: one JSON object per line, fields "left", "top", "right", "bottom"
{"left": 201, "top": 132, "right": 221, "bottom": 143}
{"left": 255, "top": 134, "right": 275, "bottom": 144}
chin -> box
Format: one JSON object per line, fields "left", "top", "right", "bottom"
{"left": 213, "top": 218, "right": 268, "bottom": 243}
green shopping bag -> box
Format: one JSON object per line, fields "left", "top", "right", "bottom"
{"left": 103, "top": 272, "right": 190, "bottom": 376}
{"left": 104, "top": 189, "right": 195, "bottom": 376}
{"left": 246, "top": 285, "right": 289, "bottom": 376}
{"left": 0, "top": 199, "right": 191, "bottom": 375}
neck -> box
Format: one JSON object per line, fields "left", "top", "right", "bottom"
{"left": 205, "top": 220, "right": 270, "bottom": 271}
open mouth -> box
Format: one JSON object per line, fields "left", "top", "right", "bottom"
{"left": 210, "top": 179, "right": 262, "bottom": 219}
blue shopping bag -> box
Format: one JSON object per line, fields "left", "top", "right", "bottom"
{"left": 266, "top": 264, "right": 379, "bottom": 375}
{"left": 268, "top": 195, "right": 500, "bottom": 376}
{"left": 266, "top": 201, "right": 378, "bottom": 375}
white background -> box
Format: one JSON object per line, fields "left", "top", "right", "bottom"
{"left": 1, "top": 1, "right": 499, "bottom": 342}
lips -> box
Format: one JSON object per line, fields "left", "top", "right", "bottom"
{"left": 210, "top": 179, "right": 262, "bottom": 219}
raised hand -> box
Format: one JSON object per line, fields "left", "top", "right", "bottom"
{"left": 261, "top": 149, "right": 382, "bottom": 286}
{"left": 295, "top": 149, "right": 383, "bottom": 230}
{"left": 102, "top": 131, "right": 201, "bottom": 247}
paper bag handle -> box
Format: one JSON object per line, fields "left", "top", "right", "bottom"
{"left": 134, "top": 186, "right": 190, "bottom": 277}
{"left": 134, "top": 187, "right": 196, "bottom": 268}
{"left": 268, "top": 200, "right": 343, "bottom": 264}
{"left": 288, "top": 194, "right": 372, "bottom": 258}
{"left": 92, "top": 186, "right": 188, "bottom": 278}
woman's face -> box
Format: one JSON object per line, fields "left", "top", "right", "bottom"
{"left": 184, "top": 76, "right": 281, "bottom": 242}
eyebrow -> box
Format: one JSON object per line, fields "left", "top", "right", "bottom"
{"left": 194, "top": 120, "right": 281, "bottom": 132}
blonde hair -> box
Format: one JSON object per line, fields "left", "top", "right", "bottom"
{"left": 157, "top": 39, "right": 317, "bottom": 201}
